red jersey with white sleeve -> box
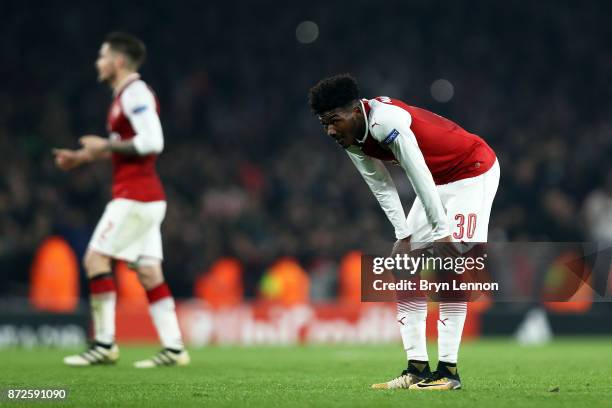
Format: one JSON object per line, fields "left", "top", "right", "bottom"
{"left": 360, "top": 97, "right": 496, "bottom": 184}
{"left": 107, "top": 73, "right": 165, "bottom": 202}
{"left": 345, "top": 97, "right": 496, "bottom": 240}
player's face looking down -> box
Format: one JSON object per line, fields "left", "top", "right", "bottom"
{"left": 319, "top": 104, "right": 365, "bottom": 149}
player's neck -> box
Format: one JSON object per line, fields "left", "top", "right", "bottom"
{"left": 112, "top": 70, "right": 139, "bottom": 95}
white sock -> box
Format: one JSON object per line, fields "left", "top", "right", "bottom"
{"left": 437, "top": 302, "right": 467, "bottom": 364}
{"left": 89, "top": 274, "right": 116, "bottom": 345}
{"left": 397, "top": 299, "right": 428, "bottom": 362}
{"left": 147, "top": 283, "right": 184, "bottom": 350}
{"left": 91, "top": 292, "right": 116, "bottom": 345}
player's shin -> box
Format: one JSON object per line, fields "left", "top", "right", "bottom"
{"left": 371, "top": 299, "right": 429, "bottom": 389}
{"left": 146, "top": 282, "right": 184, "bottom": 351}
{"left": 397, "top": 299, "right": 428, "bottom": 362}
{"left": 89, "top": 272, "right": 117, "bottom": 346}
{"left": 437, "top": 301, "right": 467, "bottom": 364}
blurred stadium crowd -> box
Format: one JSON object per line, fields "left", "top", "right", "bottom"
{"left": 2, "top": 1, "right": 612, "bottom": 298}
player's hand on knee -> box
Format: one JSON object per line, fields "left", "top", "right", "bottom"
{"left": 390, "top": 237, "right": 411, "bottom": 258}
{"left": 433, "top": 235, "right": 460, "bottom": 259}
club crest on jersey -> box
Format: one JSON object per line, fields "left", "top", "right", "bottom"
{"left": 383, "top": 129, "right": 400, "bottom": 145}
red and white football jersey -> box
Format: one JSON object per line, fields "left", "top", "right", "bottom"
{"left": 360, "top": 97, "right": 496, "bottom": 185}
{"left": 107, "top": 73, "right": 165, "bottom": 202}
{"left": 346, "top": 97, "right": 497, "bottom": 240}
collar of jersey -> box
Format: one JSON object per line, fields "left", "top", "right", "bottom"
{"left": 356, "top": 99, "right": 369, "bottom": 144}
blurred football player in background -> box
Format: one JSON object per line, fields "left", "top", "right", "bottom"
{"left": 54, "top": 32, "right": 189, "bottom": 368}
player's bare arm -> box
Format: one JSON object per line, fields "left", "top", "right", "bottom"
{"left": 52, "top": 148, "right": 91, "bottom": 171}
{"left": 80, "top": 135, "right": 139, "bottom": 155}
{"left": 52, "top": 139, "right": 110, "bottom": 172}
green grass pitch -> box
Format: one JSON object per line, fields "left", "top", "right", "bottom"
{"left": 1, "top": 338, "right": 610, "bottom": 407}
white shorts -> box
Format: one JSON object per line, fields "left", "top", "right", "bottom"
{"left": 88, "top": 198, "right": 166, "bottom": 263}
{"left": 406, "top": 159, "right": 500, "bottom": 243}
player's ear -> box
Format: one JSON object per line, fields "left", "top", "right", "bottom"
{"left": 115, "top": 53, "right": 128, "bottom": 70}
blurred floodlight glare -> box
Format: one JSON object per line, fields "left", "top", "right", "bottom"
{"left": 430, "top": 78, "right": 454, "bottom": 102}
{"left": 296, "top": 21, "right": 319, "bottom": 44}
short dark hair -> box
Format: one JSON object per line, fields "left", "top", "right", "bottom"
{"left": 308, "top": 73, "right": 360, "bottom": 115}
{"left": 105, "top": 32, "right": 146, "bottom": 69}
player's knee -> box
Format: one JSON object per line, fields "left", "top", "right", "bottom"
{"left": 136, "top": 262, "right": 164, "bottom": 290}
{"left": 83, "top": 250, "right": 111, "bottom": 278}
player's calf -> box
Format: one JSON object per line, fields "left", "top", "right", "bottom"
{"left": 83, "top": 250, "right": 112, "bottom": 278}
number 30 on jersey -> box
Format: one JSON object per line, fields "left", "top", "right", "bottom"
{"left": 453, "top": 213, "right": 477, "bottom": 240}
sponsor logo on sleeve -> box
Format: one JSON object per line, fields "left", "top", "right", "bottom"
{"left": 382, "top": 129, "right": 400, "bottom": 145}
{"left": 132, "top": 105, "right": 148, "bottom": 114}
